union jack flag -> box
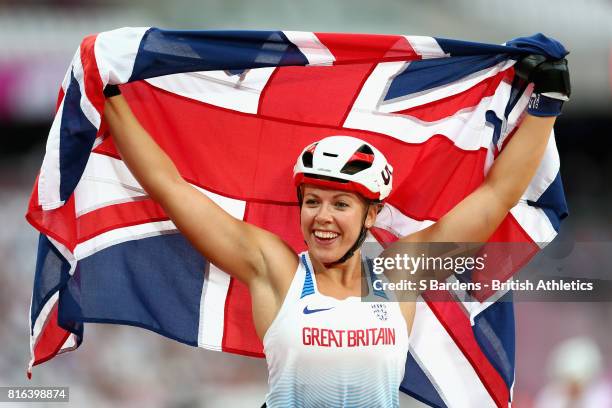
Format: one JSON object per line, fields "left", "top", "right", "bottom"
{"left": 26, "top": 28, "right": 568, "bottom": 407}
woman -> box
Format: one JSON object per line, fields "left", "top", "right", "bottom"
{"left": 103, "top": 55, "right": 569, "bottom": 407}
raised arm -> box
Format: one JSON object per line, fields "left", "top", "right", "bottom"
{"left": 403, "top": 56, "right": 570, "bottom": 244}
{"left": 103, "top": 90, "right": 295, "bottom": 285}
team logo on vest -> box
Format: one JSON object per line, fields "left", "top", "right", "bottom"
{"left": 370, "top": 303, "right": 388, "bottom": 321}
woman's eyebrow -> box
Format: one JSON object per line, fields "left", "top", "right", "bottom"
{"left": 304, "top": 192, "right": 352, "bottom": 199}
{"left": 332, "top": 193, "right": 353, "bottom": 199}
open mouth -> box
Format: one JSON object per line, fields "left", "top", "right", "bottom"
{"left": 312, "top": 230, "right": 340, "bottom": 245}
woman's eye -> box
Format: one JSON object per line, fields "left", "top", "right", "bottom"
{"left": 305, "top": 199, "right": 318, "bottom": 206}
{"left": 335, "top": 202, "right": 349, "bottom": 208}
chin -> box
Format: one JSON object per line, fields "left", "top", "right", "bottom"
{"left": 307, "top": 241, "right": 349, "bottom": 265}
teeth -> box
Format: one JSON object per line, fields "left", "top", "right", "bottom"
{"left": 314, "top": 230, "right": 339, "bottom": 239}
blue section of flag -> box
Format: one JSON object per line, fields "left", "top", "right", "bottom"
{"left": 505, "top": 33, "right": 568, "bottom": 59}
{"left": 384, "top": 54, "right": 507, "bottom": 102}
{"left": 436, "top": 38, "right": 516, "bottom": 57}
{"left": 58, "top": 233, "right": 206, "bottom": 346}
{"left": 130, "top": 29, "right": 309, "bottom": 82}
{"left": 30, "top": 234, "right": 72, "bottom": 331}
{"left": 59, "top": 70, "right": 99, "bottom": 202}
{"left": 401, "top": 352, "right": 448, "bottom": 408}
{"left": 485, "top": 110, "right": 503, "bottom": 146}
{"left": 436, "top": 33, "right": 567, "bottom": 59}
{"left": 528, "top": 172, "right": 568, "bottom": 232}
{"left": 472, "top": 293, "right": 516, "bottom": 391}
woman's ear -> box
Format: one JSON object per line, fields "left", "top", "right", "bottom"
{"left": 365, "top": 203, "right": 380, "bottom": 228}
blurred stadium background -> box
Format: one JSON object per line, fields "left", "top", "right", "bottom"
{"left": 1, "top": 0, "right": 611, "bottom": 406}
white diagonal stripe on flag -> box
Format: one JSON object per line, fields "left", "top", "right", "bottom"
{"left": 404, "top": 36, "right": 449, "bottom": 59}
{"left": 145, "top": 67, "right": 276, "bottom": 114}
{"left": 283, "top": 31, "right": 335, "bottom": 66}
{"left": 95, "top": 27, "right": 150, "bottom": 85}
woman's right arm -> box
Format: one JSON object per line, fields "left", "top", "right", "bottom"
{"left": 104, "top": 93, "right": 294, "bottom": 285}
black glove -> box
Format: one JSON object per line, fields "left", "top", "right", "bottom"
{"left": 514, "top": 54, "right": 570, "bottom": 117}
{"left": 103, "top": 84, "right": 121, "bottom": 98}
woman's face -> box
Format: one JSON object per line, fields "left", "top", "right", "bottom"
{"left": 300, "top": 184, "right": 376, "bottom": 265}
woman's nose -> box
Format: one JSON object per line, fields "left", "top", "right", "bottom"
{"left": 314, "top": 203, "right": 333, "bottom": 223}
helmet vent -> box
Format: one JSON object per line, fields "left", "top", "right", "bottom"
{"left": 340, "top": 161, "right": 371, "bottom": 175}
{"left": 302, "top": 151, "right": 313, "bottom": 168}
{"left": 323, "top": 152, "right": 338, "bottom": 157}
{"left": 357, "top": 144, "right": 374, "bottom": 154}
{"left": 340, "top": 145, "right": 375, "bottom": 175}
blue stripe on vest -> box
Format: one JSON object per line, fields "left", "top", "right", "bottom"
{"left": 300, "top": 254, "right": 314, "bottom": 298}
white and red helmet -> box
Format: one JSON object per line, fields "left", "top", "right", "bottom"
{"left": 293, "top": 136, "right": 393, "bottom": 201}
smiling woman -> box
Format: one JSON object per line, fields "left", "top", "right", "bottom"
{"left": 295, "top": 136, "right": 389, "bottom": 266}
{"left": 255, "top": 136, "right": 411, "bottom": 407}
{"left": 300, "top": 187, "right": 371, "bottom": 262}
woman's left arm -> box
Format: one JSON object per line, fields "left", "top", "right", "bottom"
{"left": 403, "top": 56, "right": 570, "bottom": 244}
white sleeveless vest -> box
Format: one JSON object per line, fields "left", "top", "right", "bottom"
{"left": 263, "top": 252, "right": 409, "bottom": 407}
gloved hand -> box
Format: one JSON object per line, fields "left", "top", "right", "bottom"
{"left": 103, "top": 84, "right": 121, "bottom": 98}
{"left": 514, "top": 54, "right": 571, "bottom": 117}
